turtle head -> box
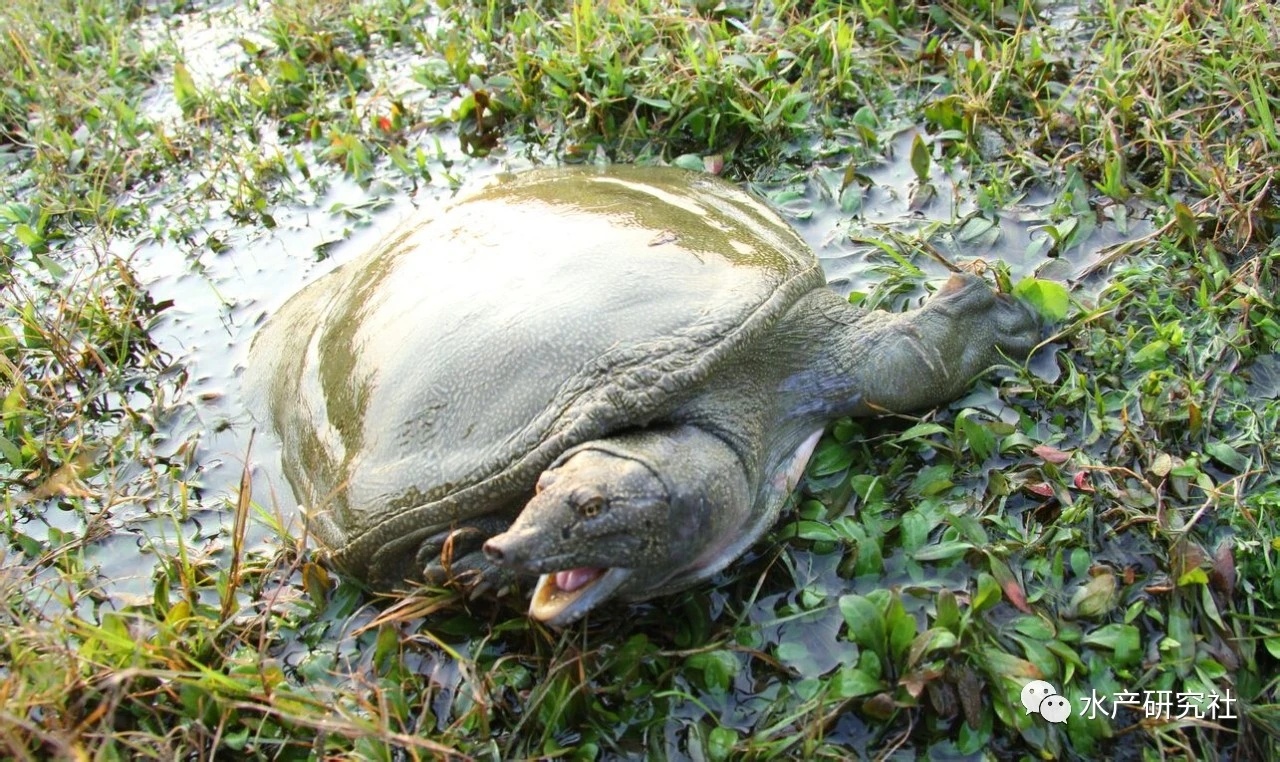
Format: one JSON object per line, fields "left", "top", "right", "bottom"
{"left": 929, "top": 273, "right": 1042, "bottom": 366}
{"left": 822, "top": 273, "right": 1043, "bottom": 416}
{"left": 482, "top": 441, "right": 710, "bottom": 627}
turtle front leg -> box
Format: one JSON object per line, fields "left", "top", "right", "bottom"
{"left": 416, "top": 515, "right": 520, "bottom": 592}
{"left": 326, "top": 515, "right": 521, "bottom": 592}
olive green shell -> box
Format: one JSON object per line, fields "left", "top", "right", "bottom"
{"left": 248, "top": 166, "right": 824, "bottom": 586}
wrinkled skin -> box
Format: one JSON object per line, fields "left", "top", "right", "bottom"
{"left": 247, "top": 166, "right": 1041, "bottom": 628}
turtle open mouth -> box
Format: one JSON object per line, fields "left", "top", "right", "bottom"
{"left": 529, "top": 566, "right": 631, "bottom": 626}
{"left": 554, "top": 567, "right": 604, "bottom": 593}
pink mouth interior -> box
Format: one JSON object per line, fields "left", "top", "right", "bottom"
{"left": 554, "top": 567, "right": 604, "bottom": 592}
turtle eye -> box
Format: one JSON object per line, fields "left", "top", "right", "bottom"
{"left": 578, "top": 496, "right": 603, "bottom": 518}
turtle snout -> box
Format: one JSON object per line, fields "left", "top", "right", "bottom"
{"left": 483, "top": 528, "right": 535, "bottom": 568}
{"left": 482, "top": 536, "right": 511, "bottom": 563}
{"left": 995, "top": 294, "right": 1044, "bottom": 358}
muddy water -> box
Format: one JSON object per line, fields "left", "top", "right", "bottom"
{"left": 758, "top": 133, "right": 1148, "bottom": 298}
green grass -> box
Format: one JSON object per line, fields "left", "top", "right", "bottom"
{"left": 2, "top": 0, "right": 1279, "bottom": 758}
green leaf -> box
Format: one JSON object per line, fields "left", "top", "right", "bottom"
{"left": 956, "top": 215, "right": 998, "bottom": 244}
{"left": 634, "top": 95, "right": 673, "bottom": 110}
{"left": 910, "top": 132, "right": 930, "bottom": 183}
{"left": 10, "top": 529, "right": 43, "bottom": 558}
{"left": 0, "top": 436, "right": 24, "bottom": 468}
{"left": 808, "top": 439, "right": 854, "bottom": 476}
{"left": 1043, "top": 216, "right": 1079, "bottom": 244}
{"left": 277, "top": 57, "right": 306, "bottom": 83}
{"left": 672, "top": 154, "right": 705, "bottom": 171}
{"left": 1205, "top": 440, "right": 1249, "bottom": 472}
{"left": 973, "top": 572, "right": 1002, "bottom": 612}
{"left": 900, "top": 510, "right": 937, "bottom": 551}
{"left": 775, "top": 641, "right": 811, "bottom": 668}
{"left": 173, "top": 62, "right": 200, "bottom": 115}
{"left": 887, "top": 596, "right": 918, "bottom": 661}
{"left": 1131, "top": 339, "right": 1169, "bottom": 366}
{"left": 1044, "top": 639, "right": 1087, "bottom": 678}
{"left": 830, "top": 664, "right": 883, "bottom": 698}
{"left": 15, "top": 223, "right": 43, "bottom": 248}
{"left": 1081, "top": 623, "right": 1141, "bottom": 665}
{"left": 1013, "top": 616, "right": 1055, "bottom": 640}
{"left": 1173, "top": 201, "right": 1199, "bottom": 242}
{"left": 1012, "top": 277, "right": 1070, "bottom": 322}
{"left": 892, "top": 422, "right": 948, "bottom": 442}
{"left": 977, "top": 648, "right": 1041, "bottom": 681}
{"left": 223, "top": 727, "right": 250, "bottom": 751}
{"left": 949, "top": 513, "right": 988, "bottom": 545}
{"left": 0, "top": 203, "right": 31, "bottom": 224}
{"left": 913, "top": 540, "right": 973, "bottom": 562}
{"left": 35, "top": 254, "right": 65, "bottom": 278}
{"left": 786, "top": 520, "right": 840, "bottom": 542}
{"left": 707, "top": 726, "right": 738, "bottom": 762}
{"left": 907, "top": 627, "right": 958, "bottom": 667}
{"left": 1011, "top": 634, "right": 1057, "bottom": 678}
{"left": 372, "top": 623, "right": 400, "bottom": 671}
{"left": 1069, "top": 573, "right": 1117, "bottom": 620}
{"left": 935, "top": 590, "right": 960, "bottom": 634}
{"left": 1200, "top": 583, "right": 1226, "bottom": 630}
{"left": 839, "top": 594, "right": 887, "bottom": 656}
{"left": 956, "top": 411, "right": 995, "bottom": 461}
{"left": 687, "top": 650, "right": 739, "bottom": 694}
{"left": 910, "top": 464, "right": 954, "bottom": 496}
{"left": 1177, "top": 567, "right": 1209, "bottom": 586}
{"left": 853, "top": 527, "right": 884, "bottom": 576}
{"left": 849, "top": 474, "right": 885, "bottom": 502}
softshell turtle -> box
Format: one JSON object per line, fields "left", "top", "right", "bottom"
{"left": 248, "top": 165, "right": 1040, "bottom": 627}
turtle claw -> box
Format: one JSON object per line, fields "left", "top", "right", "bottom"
{"left": 422, "top": 549, "right": 518, "bottom": 593}
{"left": 418, "top": 518, "right": 518, "bottom": 592}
